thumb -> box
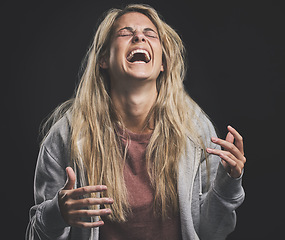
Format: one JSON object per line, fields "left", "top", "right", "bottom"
{"left": 63, "top": 167, "right": 76, "bottom": 190}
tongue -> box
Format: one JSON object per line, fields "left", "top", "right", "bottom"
{"left": 130, "top": 53, "right": 146, "bottom": 63}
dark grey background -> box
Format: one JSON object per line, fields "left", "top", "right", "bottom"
{"left": 5, "top": 0, "right": 284, "bottom": 239}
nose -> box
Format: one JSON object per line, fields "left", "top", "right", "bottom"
{"left": 132, "top": 31, "right": 146, "bottom": 43}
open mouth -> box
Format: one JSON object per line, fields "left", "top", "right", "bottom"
{"left": 126, "top": 49, "right": 151, "bottom": 63}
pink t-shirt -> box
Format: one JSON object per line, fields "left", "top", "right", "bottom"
{"left": 99, "top": 128, "right": 182, "bottom": 240}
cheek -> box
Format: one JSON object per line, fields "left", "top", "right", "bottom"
{"left": 154, "top": 45, "right": 164, "bottom": 70}
{"left": 108, "top": 44, "right": 128, "bottom": 76}
{"left": 109, "top": 42, "right": 127, "bottom": 66}
{"left": 109, "top": 45, "right": 119, "bottom": 64}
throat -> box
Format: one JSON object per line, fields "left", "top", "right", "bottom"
{"left": 111, "top": 87, "right": 157, "bottom": 134}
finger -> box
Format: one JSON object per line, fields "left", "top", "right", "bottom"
{"left": 206, "top": 148, "right": 239, "bottom": 163}
{"left": 225, "top": 131, "right": 234, "bottom": 143}
{"left": 70, "top": 208, "right": 112, "bottom": 218}
{"left": 70, "top": 185, "right": 107, "bottom": 199}
{"left": 211, "top": 137, "right": 244, "bottom": 160}
{"left": 227, "top": 125, "right": 244, "bottom": 155}
{"left": 63, "top": 167, "right": 76, "bottom": 190}
{"left": 220, "top": 153, "right": 243, "bottom": 178}
{"left": 71, "top": 197, "right": 114, "bottom": 209}
{"left": 219, "top": 153, "right": 238, "bottom": 168}
{"left": 206, "top": 147, "right": 245, "bottom": 171}
{"left": 73, "top": 220, "right": 105, "bottom": 228}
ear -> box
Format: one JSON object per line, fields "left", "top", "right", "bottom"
{"left": 99, "top": 57, "right": 109, "bottom": 69}
{"left": 160, "top": 63, "right": 164, "bottom": 72}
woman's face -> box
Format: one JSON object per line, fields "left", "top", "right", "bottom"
{"left": 102, "top": 12, "right": 164, "bottom": 85}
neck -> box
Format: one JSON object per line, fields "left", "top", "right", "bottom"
{"left": 110, "top": 79, "right": 157, "bottom": 134}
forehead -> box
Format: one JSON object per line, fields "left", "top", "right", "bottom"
{"left": 114, "top": 12, "right": 157, "bottom": 31}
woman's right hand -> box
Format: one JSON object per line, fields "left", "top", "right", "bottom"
{"left": 58, "top": 167, "right": 113, "bottom": 228}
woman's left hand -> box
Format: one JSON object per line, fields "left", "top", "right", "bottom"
{"left": 206, "top": 125, "right": 246, "bottom": 178}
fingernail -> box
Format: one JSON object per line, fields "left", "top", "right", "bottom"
{"left": 211, "top": 137, "right": 218, "bottom": 142}
{"left": 105, "top": 209, "right": 112, "bottom": 214}
{"left": 206, "top": 148, "right": 212, "bottom": 153}
{"left": 98, "top": 221, "right": 104, "bottom": 226}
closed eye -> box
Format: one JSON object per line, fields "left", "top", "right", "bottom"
{"left": 145, "top": 33, "right": 158, "bottom": 38}
{"left": 116, "top": 27, "right": 159, "bottom": 39}
{"left": 118, "top": 33, "right": 133, "bottom": 37}
{"left": 143, "top": 28, "right": 158, "bottom": 39}
{"left": 117, "top": 27, "right": 134, "bottom": 37}
{"left": 117, "top": 33, "right": 133, "bottom": 37}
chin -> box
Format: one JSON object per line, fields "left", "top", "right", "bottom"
{"left": 125, "top": 71, "right": 158, "bottom": 82}
{"left": 125, "top": 66, "right": 161, "bottom": 81}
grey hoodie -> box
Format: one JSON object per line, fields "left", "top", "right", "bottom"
{"left": 26, "top": 104, "right": 245, "bottom": 240}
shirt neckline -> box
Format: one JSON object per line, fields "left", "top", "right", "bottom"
{"left": 116, "top": 125, "right": 152, "bottom": 143}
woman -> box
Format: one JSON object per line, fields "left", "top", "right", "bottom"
{"left": 26, "top": 4, "right": 245, "bottom": 240}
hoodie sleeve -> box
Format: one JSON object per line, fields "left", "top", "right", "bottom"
{"left": 198, "top": 152, "right": 245, "bottom": 240}
{"left": 26, "top": 117, "right": 71, "bottom": 240}
{"left": 196, "top": 114, "right": 245, "bottom": 239}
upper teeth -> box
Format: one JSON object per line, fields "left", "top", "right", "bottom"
{"left": 127, "top": 49, "right": 151, "bottom": 62}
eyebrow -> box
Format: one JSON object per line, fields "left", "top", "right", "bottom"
{"left": 117, "top": 27, "right": 134, "bottom": 33}
{"left": 117, "top": 26, "right": 158, "bottom": 35}
{"left": 143, "top": 28, "right": 158, "bottom": 34}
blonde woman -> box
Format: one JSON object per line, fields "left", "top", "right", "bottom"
{"left": 26, "top": 4, "right": 245, "bottom": 240}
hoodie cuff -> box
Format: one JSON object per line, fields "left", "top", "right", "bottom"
{"left": 213, "top": 162, "right": 244, "bottom": 200}
{"left": 38, "top": 191, "right": 69, "bottom": 233}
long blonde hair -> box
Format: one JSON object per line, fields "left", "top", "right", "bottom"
{"left": 43, "top": 4, "right": 206, "bottom": 222}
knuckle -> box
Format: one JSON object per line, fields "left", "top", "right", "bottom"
{"left": 59, "top": 190, "right": 69, "bottom": 200}
{"left": 232, "top": 161, "right": 238, "bottom": 167}
{"left": 77, "top": 221, "right": 98, "bottom": 228}
{"left": 95, "top": 198, "right": 102, "bottom": 204}
{"left": 63, "top": 201, "right": 72, "bottom": 210}
{"left": 71, "top": 218, "right": 103, "bottom": 228}
{"left": 238, "top": 168, "right": 242, "bottom": 175}
{"left": 222, "top": 152, "right": 231, "bottom": 159}
{"left": 98, "top": 198, "right": 107, "bottom": 204}
{"left": 76, "top": 221, "right": 86, "bottom": 228}
{"left": 68, "top": 210, "right": 76, "bottom": 217}
{"left": 84, "top": 198, "right": 92, "bottom": 205}
{"left": 81, "top": 187, "right": 88, "bottom": 194}
{"left": 82, "top": 210, "right": 90, "bottom": 217}
{"left": 229, "top": 144, "right": 235, "bottom": 151}
{"left": 224, "top": 151, "right": 231, "bottom": 157}
{"left": 98, "top": 209, "right": 107, "bottom": 216}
